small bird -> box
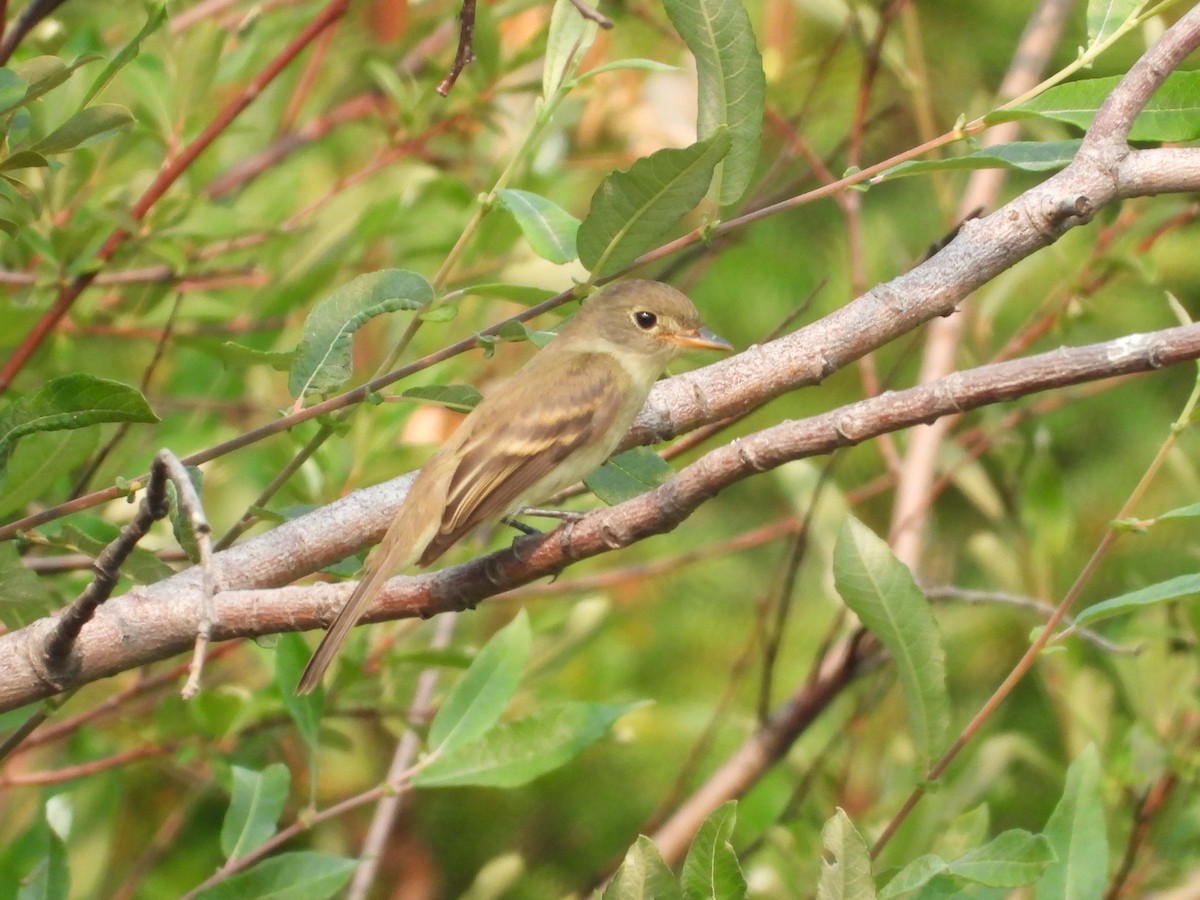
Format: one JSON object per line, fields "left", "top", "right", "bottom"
{"left": 296, "top": 280, "right": 731, "bottom": 693}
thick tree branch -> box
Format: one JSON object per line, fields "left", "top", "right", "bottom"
{"left": 2, "top": 323, "right": 1198, "bottom": 712}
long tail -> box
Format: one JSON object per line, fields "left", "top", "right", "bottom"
{"left": 295, "top": 515, "right": 425, "bottom": 694}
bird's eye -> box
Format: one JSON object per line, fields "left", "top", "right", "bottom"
{"left": 633, "top": 310, "right": 658, "bottom": 330}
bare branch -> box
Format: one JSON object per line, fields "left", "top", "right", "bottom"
{"left": 2, "top": 323, "right": 1198, "bottom": 712}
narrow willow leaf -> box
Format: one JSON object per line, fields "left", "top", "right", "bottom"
{"left": 288, "top": 269, "right": 434, "bottom": 400}
{"left": 8, "top": 57, "right": 68, "bottom": 110}
{"left": 0, "top": 428, "right": 95, "bottom": 520}
{"left": 543, "top": 0, "right": 598, "bottom": 101}
{"left": 1157, "top": 501, "right": 1200, "bottom": 521}
{"left": 194, "top": 851, "right": 356, "bottom": 900}
{"left": 31, "top": 103, "right": 133, "bottom": 153}
{"left": 584, "top": 447, "right": 674, "bottom": 505}
{"left": 604, "top": 836, "right": 684, "bottom": 900}
{"left": 413, "top": 701, "right": 640, "bottom": 788}
{"left": 427, "top": 610, "right": 531, "bottom": 754}
{"left": 578, "top": 129, "right": 731, "bottom": 278}
{"left": 681, "top": 801, "right": 745, "bottom": 900}
{"left": 879, "top": 141, "right": 1081, "bottom": 180}
{"left": 988, "top": 72, "right": 1200, "bottom": 142}
{"left": 81, "top": 2, "right": 167, "bottom": 107}
{"left": 0, "top": 375, "right": 157, "bottom": 489}
{"left": 833, "top": 518, "right": 950, "bottom": 765}
{"left": 0, "top": 150, "right": 49, "bottom": 172}
{"left": 950, "top": 829, "right": 1054, "bottom": 887}
{"left": 276, "top": 633, "right": 323, "bottom": 749}
{"left": 878, "top": 855, "right": 950, "bottom": 899}
{"left": 1073, "top": 572, "right": 1200, "bottom": 628}
{"left": 221, "top": 764, "right": 291, "bottom": 859}
{"left": 495, "top": 188, "right": 580, "bottom": 264}
{"left": 1035, "top": 745, "right": 1107, "bottom": 900}
{"left": 664, "top": 0, "right": 764, "bottom": 206}
{"left": 1087, "top": 0, "right": 1142, "bottom": 46}
{"left": 817, "top": 809, "right": 876, "bottom": 900}
{"left": 402, "top": 383, "right": 483, "bottom": 414}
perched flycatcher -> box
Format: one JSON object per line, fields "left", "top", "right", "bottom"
{"left": 297, "top": 280, "right": 731, "bottom": 693}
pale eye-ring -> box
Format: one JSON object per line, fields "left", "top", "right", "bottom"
{"left": 633, "top": 310, "right": 658, "bottom": 330}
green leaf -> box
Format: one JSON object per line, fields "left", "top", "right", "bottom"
{"left": 989, "top": 72, "right": 1200, "bottom": 142}
{"left": 31, "top": 104, "right": 134, "bottom": 154}
{"left": 1157, "top": 501, "right": 1200, "bottom": 522}
{"left": 220, "top": 764, "right": 291, "bottom": 860}
{"left": 950, "top": 829, "right": 1054, "bottom": 887}
{"left": 681, "top": 801, "right": 745, "bottom": 900}
{"left": 427, "top": 610, "right": 531, "bottom": 754}
{"left": 879, "top": 141, "right": 1081, "bottom": 180}
{"left": 7, "top": 57, "right": 69, "bottom": 111}
{"left": 663, "top": 0, "right": 764, "bottom": 206}
{"left": 879, "top": 855, "right": 950, "bottom": 899}
{"left": 584, "top": 447, "right": 674, "bottom": 505}
{"left": 287, "top": 269, "right": 434, "bottom": 400}
{"left": 833, "top": 518, "right": 949, "bottom": 765}
{"left": 1087, "top": 0, "right": 1141, "bottom": 46}
{"left": 495, "top": 188, "right": 580, "bottom": 264}
{"left": 1035, "top": 745, "right": 1107, "bottom": 900}
{"left": 604, "top": 836, "right": 684, "bottom": 900}
{"left": 578, "top": 130, "right": 731, "bottom": 278}
{"left": 193, "top": 851, "right": 356, "bottom": 900}
{"left": 0, "top": 375, "right": 157, "bottom": 491}
{"left": 1072, "top": 572, "right": 1200, "bottom": 628}
{"left": 0, "top": 428, "right": 96, "bottom": 520}
{"left": 543, "top": 0, "right": 599, "bottom": 101}
{"left": 413, "top": 701, "right": 639, "bottom": 788}
{"left": 276, "top": 633, "right": 323, "bottom": 751}
{"left": 817, "top": 808, "right": 876, "bottom": 900}
{"left": 80, "top": 3, "right": 168, "bottom": 107}
{"left": 402, "top": 383, "right": 483, "bottom": 414}
{"left": 0, "top": 150, "right": 49, "bottom": 172}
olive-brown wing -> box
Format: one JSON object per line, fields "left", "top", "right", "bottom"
{"left": 419, "top": 352, "right": 628, "bottom": 565}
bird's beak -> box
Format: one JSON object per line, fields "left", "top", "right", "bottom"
{"left": 664, "top": 326, "right": 733, "bottom": 352}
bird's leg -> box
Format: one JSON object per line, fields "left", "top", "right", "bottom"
{"left": 501, "top": 516, "right": 542, "bottom": 537}
{"left": 501, "top": 507, "right": 587, "bottom": 537}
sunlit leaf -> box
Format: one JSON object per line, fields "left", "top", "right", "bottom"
{"left": 495, "top": 189, "right": 580, "bottom": 264}
{"left": 402, "top": 383, "right": 483, "bottom": 414}
{"left": 1035, "top": 745, "right": 1107, "bottom": 900}
{"left": 288, "top": 269, "right": 434, "bottom": 400}
{"left": 578, "top": 130, "right": 730, "bottom": 278}
{"left": 414, "top": 701, "right": 640, "bottom": 788}
{"left": 833, "top": 518, "right": 949, "bottom": 765}
{"left": 989, "top": 72, "right": 1200, "bottom": 142}
{"left": 585, "top": 447, "right": 674, "bottom": 505}
{"left": 0, "top": 375, "right": 157, "bottom": 490}
{"left": 221, "top": 765, "right": 290, "bottom": 860}
{"left": 664, "top": 0, "right": 764, "bottom": 206}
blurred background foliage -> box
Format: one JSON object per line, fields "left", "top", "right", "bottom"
{"left": 1, "top": 0, "right": 1199, "bottom": 897}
